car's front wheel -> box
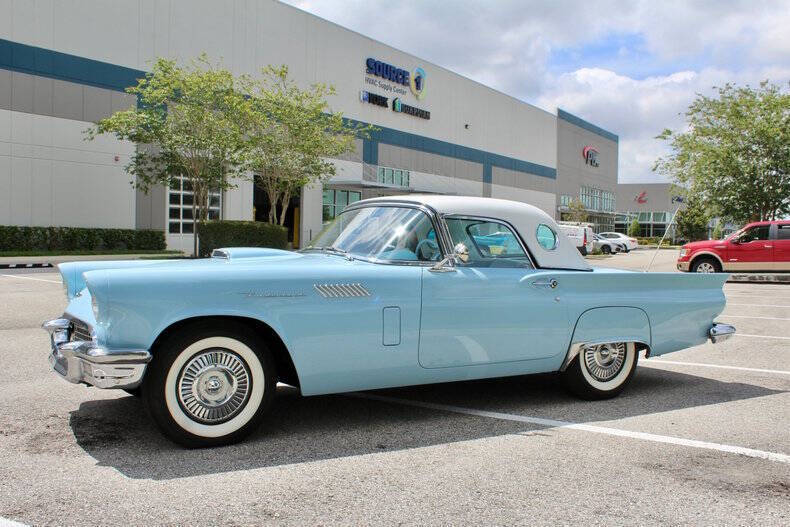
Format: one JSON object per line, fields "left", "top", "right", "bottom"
{"left": 561, "top": 342, "right": 638, "bottom": 400}
{"left": 601, "top": 245, "right": 611, "bottom": 254}
{"left": 142, "top": 321, "right": 276, "bottom": 448}
{"left": 691, "top": 257, "right": 721, "bottom": 273}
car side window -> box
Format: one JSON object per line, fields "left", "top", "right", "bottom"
{"left": 742, "top": 225, "right": 770, "bottom": 242}
{"left": 444, "top": 217, "right": 533, "bottom": 269}
{"left": 777, "top": 225, "right": 790, "bottom": 240}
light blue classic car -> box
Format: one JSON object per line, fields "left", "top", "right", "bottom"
{"left": 44, "top": 195, "right": 735, "bottom": 447}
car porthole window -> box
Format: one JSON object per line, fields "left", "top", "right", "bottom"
{"left": 536, "top": 224, "right": 557, "bottom": 251}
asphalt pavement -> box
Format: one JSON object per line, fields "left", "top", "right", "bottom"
{"left": 0, "top": 255, "right": 788, "bottom": 526}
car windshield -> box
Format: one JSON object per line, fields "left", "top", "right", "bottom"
{"left": 304, "top": 206, "right": 443, "bottom": 263}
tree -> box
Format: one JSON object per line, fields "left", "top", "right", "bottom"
{"left": 566, "top": 198, "right": 588, "bottom": 223}
{"left": 674, "top": 195, "right": 710, "bottom": 241}
{"left": 244, "top": 66, "right": 370, "bottom": 225}
{"left": 655, "top": 81, "right": 790, "bottom": 224}
{"left": 87, "top": 55, "right": 252, "bottom": 256}
{"left": 627, "top": 218, "right": 640, "bottom": 238}
{"left": 712, "top": 222, "right": 723, "bottom": 240}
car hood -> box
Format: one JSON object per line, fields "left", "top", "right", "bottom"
{"left": 58, "top": 248, "right": 346, "bottom": 300}
{"left": 682, "top": 240, "right": 722, "bottom": 250}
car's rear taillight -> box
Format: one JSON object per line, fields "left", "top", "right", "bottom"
{"left": 584, "top": 230, "right": 588, "bottom": 246}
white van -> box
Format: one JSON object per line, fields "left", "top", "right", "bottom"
{"left": 557, "top": 222, "right": 595, "bottom": 256}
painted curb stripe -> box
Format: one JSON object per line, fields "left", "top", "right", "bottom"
{"left": 352, "top": 393, "right": 790, "bottom": 464}
{"left": 0, "top": 263, "right": 54, "bottom": 269}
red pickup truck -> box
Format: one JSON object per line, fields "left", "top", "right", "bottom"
{"left": 677, "top": 220, "right": 790, "bottom": 273}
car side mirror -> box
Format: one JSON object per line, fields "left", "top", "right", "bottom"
{"left": 453, "top": 243, "right": 470, "bottom": 263}
{"left": 429, "top": 243, "right": 470, "bottom": 273}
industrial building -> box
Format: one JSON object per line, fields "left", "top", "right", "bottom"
{"left": 1, "top": 0, "right": 674, "bottom": 251}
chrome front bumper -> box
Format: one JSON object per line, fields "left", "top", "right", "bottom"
{"left": 709, "top": 323, "right": 736, "bottom": 343}
{"left": 42, "top": 318, "right": 151, "bottom": 389}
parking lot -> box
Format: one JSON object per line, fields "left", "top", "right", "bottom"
{"left": 1, "top": 253, "right": 788, "bottom": 526}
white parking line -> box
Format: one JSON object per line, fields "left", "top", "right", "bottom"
{"left": 0, "top": 517, "right": 28, "bottom": 527}
{"left": 642, "top": 359, "right": 790, "bottom": 376}
{"left": 721, "top": 315, "right": 790, "bottom": 321}
{"left": 737, "top": 333, "right": 790, "bottom": 341}
{"left": 353, "top": 393, "right": 790, "bottom": 464}
{"left": 0, "top": 274, "right": 61, "bottom": 284}
{"left": 729, "top": 303, "right": 790, "bottom": 308}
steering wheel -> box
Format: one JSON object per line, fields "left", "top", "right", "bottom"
{"left": 416, "top": 238, "right": 440, "bottom": 261}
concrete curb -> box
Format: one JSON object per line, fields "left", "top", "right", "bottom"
{"left": 728, "top": 273, "right": 790, "bottom": 284}
{"left": 0, "top": 262, "right": 54, "bottom": 270}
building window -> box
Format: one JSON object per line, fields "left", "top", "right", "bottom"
{"left": 560, "top": 195, "right": 572, "bottom": 207}
{"left": 377, "top": 166, "right": 410, "bottom": 187}
{"left": 579, "top": 187, "right": 615, "bottom": 212}
{"left": 323, "top": 189, "right": 361, "bottom": 223}
{"left": 168, "top": 176, "right": 221, "bottom": 234}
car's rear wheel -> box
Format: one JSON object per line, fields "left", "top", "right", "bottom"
{"left": 142, "top": 321, "right": 276, "bottom": 448}
{"left": 561, "top": 342, "right": 638, "bottom": 400}
{"left": 691, "top": 257, "right": 721, "bottom": 273}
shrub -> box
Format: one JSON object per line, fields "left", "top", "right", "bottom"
{"left": 197, "top": 221, "right": 288, "bottom": 257}
{"left": 0, "top": 226, "right": 165, "bottom": 252}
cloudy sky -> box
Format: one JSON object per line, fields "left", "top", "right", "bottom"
{"left": 282, "top": 0, "right": 790, "bottom": 183}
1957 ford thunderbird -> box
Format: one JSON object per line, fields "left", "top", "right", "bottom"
{"left": 44, "top": 195, "right": 735, "bottom": 447}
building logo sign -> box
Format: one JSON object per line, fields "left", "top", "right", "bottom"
{"left": 393, "top": 97, "right": 430, "bottom": 119}
{"left": 634, "top": 191, "right": 648, "bottom": 204}
{"left": 365, "top": 58, "right": 426, "bottom": 100}
{"left": 410, "top": 67, "right": 427, "bottom": 100}
{"left": 582, "top": 146, "right": 599, "bottom": 167}
{"left": 366, "top": 58, "right": 410, "bottom": 87}
{"left": 360, "top": 90, "right": 388, "bottom": 107}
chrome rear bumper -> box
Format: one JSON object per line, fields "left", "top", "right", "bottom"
{"left": 43, "top": 318, "right": 151, "bottom": 389}
{"left": 709, "top": 323, "right": 736, "bottom": 343}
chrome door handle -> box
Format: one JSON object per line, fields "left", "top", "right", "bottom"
{"left": 532, "top": 278, "right": 558, "bottom": 289}
{"left": 764, "top": 245, "right": 773, "bottom": 248}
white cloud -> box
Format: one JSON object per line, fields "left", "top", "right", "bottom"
{"left": 283, "top": 0, "right": 790, "bottom": 183}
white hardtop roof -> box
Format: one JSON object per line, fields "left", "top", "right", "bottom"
{"left": 354, "top": 195, "right": 592, "bottom": 271}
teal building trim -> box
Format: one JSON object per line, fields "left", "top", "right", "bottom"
{"left": 0, "top": 38, "right": 558, "bottom": 181}
{"left": 0, "top": 38, "right": 145, "bottom": 92}
{"left": 558, "top": 108, "right": 619, "bottom": 143}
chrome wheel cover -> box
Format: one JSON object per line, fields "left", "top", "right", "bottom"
{"left": 177, "top": 349, "right": 251, "bottom": 424}
{"left": 696, "top": 262, "right": 715, "bottom": 273}
{"left": 583, "top": 343, "right": 626, "bottom": 382}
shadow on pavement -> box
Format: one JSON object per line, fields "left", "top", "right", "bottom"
{"left": 69, "top": 367, "right": 784, "bottom": 480}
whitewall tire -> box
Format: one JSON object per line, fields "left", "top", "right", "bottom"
{"left": 143, "top": 321, "right": 276, "bottom": 448}
{"left": 561, "top": 342, "right": 638, "bottom": 400}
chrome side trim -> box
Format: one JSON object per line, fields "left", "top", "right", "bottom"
{"left": 709, "top": 323, "right": 736, "bottom": 343}
{"left": 314, "top": 283, "right": 371, "bottom": 298}
{"left": 560, "top": 340, "right": 651, "bottom": 372}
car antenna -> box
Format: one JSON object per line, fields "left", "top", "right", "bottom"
{"left": 644, "top": 196, "right": 684, "bottom": 272}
